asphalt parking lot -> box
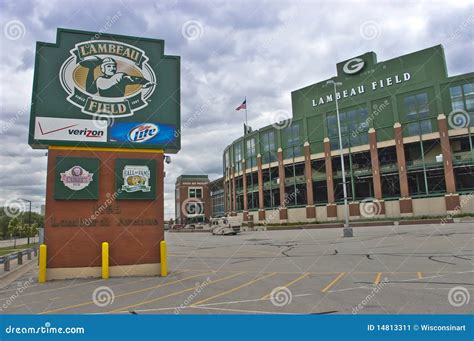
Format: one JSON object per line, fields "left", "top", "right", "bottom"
{"left": 0, "top": 222, "right": 472, "bottom": 314}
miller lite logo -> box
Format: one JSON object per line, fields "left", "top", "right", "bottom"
{"left": 128, "top": 123, "right": 159, "bottom": 143}
{"left": 59, "top": 40, "right": 157, "bottom": 118}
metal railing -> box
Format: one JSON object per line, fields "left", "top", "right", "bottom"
{"left": 0, "top": 246, "right": 38, "bottom": 272}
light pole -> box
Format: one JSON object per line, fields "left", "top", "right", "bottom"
{"left": 19, "top": 198, "right": 32, "bottom": 244}
{"left": 326, "top": 80, "right": 353, "bottom": 237}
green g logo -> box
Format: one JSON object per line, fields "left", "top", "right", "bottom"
{"left": 343, "top": 58, "right": 365, "bottom": 75}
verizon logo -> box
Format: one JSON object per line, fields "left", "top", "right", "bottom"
{"left": 34, "top": 117, "right": 107, "bottom": 142}
{"left": 68, "top": 128, "right": 104, "bottom": 137}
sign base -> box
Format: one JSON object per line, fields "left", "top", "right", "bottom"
{"left": 44, "top": 147, "right": 164, "bottom": 279}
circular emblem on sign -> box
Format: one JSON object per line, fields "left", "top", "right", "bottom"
{"left": 60, "top": 166, "right": 93, "bottom": 191}
{"left": 59, "top": 40, "right": 157, "bottom": 118}
{"left": 343, "top": 58, "right": 365, "bottom": 75}
{"left": 71, "top": 166, "right": 83, "bottom": 176}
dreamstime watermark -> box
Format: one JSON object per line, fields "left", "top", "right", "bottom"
{"left": 182, "top": 20, "right": 203, "bottom": 41}
{"left": 181, "top": 197, "right": 204, "bottom": 218}
{"left": 439, "top": 192, "right": 473, "bottom": 226}
{"left": 174, "top": 95, "right": 220, "bottom": 138}
{"left": 5, "top": 321, "right": 85, "bottom": 335}
{"left": 446, "top": 14, "right": 473, "bottom": 45}
{"left": 88, "top": 11, "right": 122, "bottom": 43}
{"left": 360, "top": 198, "right": 383, "bottom": 218}
{"left": 359, "top": 20, "right": 380, "bottom": 41}
{"left": 259, "top": 22, "right": 288, "bottom": 53}
{"left": 448, "top": 286, "right": 470, "bottom": 307}
{"left": 447, "top": 109, "right": 470, "bottom": 129}
{"left": 92, "top": 286, "right": 115, "bottom": 307}
{"left": 269, "top": 286, "right": 293, "bottom": 307}
{"left": 3, "top": 20, "right": 26, "bottom": 41}
{"left": 174, "top": 277, "right": 211, "bottom": 314}
{"left": 352, "top": 100, "right": 389, "bottom": 138}
{"left": 3, "top": 198, "right": 27, "bottom": 218}
{"left": 0, "top": 102, "right": 31, "bottom": 135}
{"left": 352, "top": 277, "right": 389, "bottom": 314}
{"left": 83, "top": 190, "right": 121, "bottom": 227}
{"left": 92, "top": 114, "right": 116, "bottom": 130}
{"left": 271, "top": 110, "right": 292, "bottom": 130}
{"left": 0, "top": 278, "right": 34, "bottom": 312}
{"left": 265, "top": 189, "right": 299, "bottom": 224}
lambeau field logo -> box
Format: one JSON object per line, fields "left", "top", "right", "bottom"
{"left": 60, "top": 40, "right": 157, "bottom": 118}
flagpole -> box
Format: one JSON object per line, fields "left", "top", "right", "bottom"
{"left": 245, "top": 96, "right": 248, "bottom": 130}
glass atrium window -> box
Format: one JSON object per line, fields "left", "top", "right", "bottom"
{"left": 449, "top": 83, "right": 474, "bottom": 127}
{"left": 403, "top": 93, "right": 432, "bottom": 136}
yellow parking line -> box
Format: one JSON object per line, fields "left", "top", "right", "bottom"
{"left": 108, "top": 271, "right": 246, "bottom": 313}
{"left": 321, "top": 272, "right": 345, "bottom": 293}
{"left": 417, "top": 272, "right": 423, "bottom": 279}
{"left": 39, "top": 271, "right": 213, "bottom": 314}
{"left": 5, "top": 270, "right": 191, "bottom": 310}
{"left": 374, "top": 272, "right": 382, "bottom": 285}
{"left": 193, "top": 272, "right": 277, "bottom": 306}
{"left": 261, "top": 272, "right": 309, "bottom": 300}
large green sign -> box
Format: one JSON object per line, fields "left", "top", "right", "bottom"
{"left": 29, "top": 28, "right": 180, "bottom": 152}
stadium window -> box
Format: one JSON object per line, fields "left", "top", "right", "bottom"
{"left": 451, "top": 135, "right": 474, "bottom": 192}
{"left": 246, "top": 138, "right": 257, "bottom": 168}
{"left": 454, "top": 165, "right": 474, "bottom": 192}
{"left": 234, "top": 143, "right": 242, "bottom": 172}
{"left": 449, "top": 83, "right": 474, "bottom": 127}
{"left": 327, "top": 108, "right": 368, "bottom": 150}
{"left": 425, "top": 169, "right": 446, "bottom": 194}
{"left": 332, "top": 155, "right": 353, "bottom": 202}
{"left": 283, "top": 124, "right": 302, "bottom": 158}
{"left": 262, "top": 131, "right": 277, "bottom": 163}
{"left": 351, "top": 151, "right": 373, "bottom": 201}
{"left": 188, "top": 187, "right": 203, "bottom": 198}
{"left": 262, "top": 166, "right": 280, "bottom": 208}
{"left": 407, "top": 171, "right": 427, "bottom": 197}
{"left": 311, "top": 159, "right": 327, "bottom": 204}
{"left": 403, "top": 93, "right": 433, "bottom": 136}
{"left": 224, "top": 150, "right": 230, "bottom": 170}
{"left": 381, "top": 173, "right": 401, "bottom": 198}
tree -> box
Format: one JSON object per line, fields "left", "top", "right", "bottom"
{"left": 0, "top": 215, "right": 9, "bottom": 239}
{"left": 8, "top": 218, "right": 23, "bottom": 248}
{"left": 23, "top": 223, "right": 38, "bottom": 243}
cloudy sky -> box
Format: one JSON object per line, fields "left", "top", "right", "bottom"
{"left": 0, "top": 0, "right": 472, "bottom": 219}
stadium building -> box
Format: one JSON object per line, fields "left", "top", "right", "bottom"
{"left": 223, "top": 45, "right": 474, "bottom": 224}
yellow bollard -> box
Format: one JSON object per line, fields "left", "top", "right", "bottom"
{"left": 38, "top": 244, "right": 47, "bottom": 283}
{"left": 160, "top": 240, "right": 167, "bottom": 277}
{"left": 102, "top": 242, "right": 109, "bottom": 279}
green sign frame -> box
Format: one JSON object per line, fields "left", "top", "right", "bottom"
{"left": 115, "top": 158, "right": 157, "bottom": 200}
{"left": 54, "top": 157, "right": 100, "bottom": 200}
{"left": 29, "top": 28, "right": 180, "bottom": 153}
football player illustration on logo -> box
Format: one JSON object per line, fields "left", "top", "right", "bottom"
{"left": 80, "top": 56, "right": 155, "bottom": 98}
{"left": 60, "top": 40, "right": 158, "bottom": 117}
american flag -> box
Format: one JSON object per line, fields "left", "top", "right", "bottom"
{"left": 235, "top": 99, "right": 246, "bottom": 111}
